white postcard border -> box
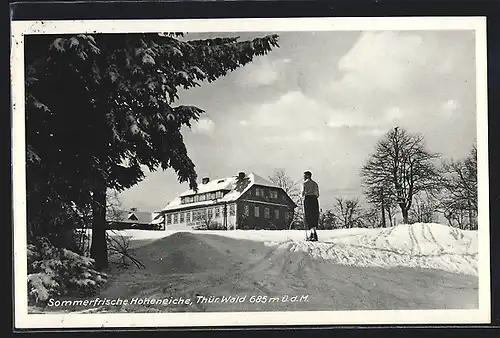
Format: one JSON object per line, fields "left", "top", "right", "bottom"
{"left": 11, "top": 16, "right": 490, "bottom": 329}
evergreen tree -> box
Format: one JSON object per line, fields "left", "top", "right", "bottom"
{"left": 26, "top": 33, "right": 279, "bottom": 269}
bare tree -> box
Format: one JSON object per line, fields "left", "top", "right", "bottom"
{"left": 385, "top": 202, "right": 398, "bottom": 227}
{"left": 268, "top": 168, "right": 300, "bottom": 197}
{"left": 291, "top": 198, "right": 305, "bottom": 230}
{"left": 197, "top": 209, "right": 224, "bottom": 230}
{"left": 107, "top": 232, "right": 145, "bottom": 269}
{"left": 361, "top": 127, "right": 441, "bottom": 224}
{"left": 363, "top": 206, "right": 381, "bottom": 228}
{"left": 334, "top": 197, "right": 363, "bottom": 229}
{"left": 409, "top": 192, "right": 439, "bottom": 224}
{"left": 268, "top": 168, "right": 302, "bottom": 229}
{"left": 106, "top": 189, "right": 125, "bottom": 223}
{"left": 318, "top": 208, "right": 337, "bottom": 230}
{"left": 362, "top": 183, "right": 397, "bottom": 228}
{"left": 440, "top": 197, "right": 470, "bottom": 229}
{"left": 438, "top": 144, "right": 478, "bottom": 230}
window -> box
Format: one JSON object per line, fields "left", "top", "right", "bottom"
{"left": 208, "top": 208, "right": 213, "bottom": 218}
{"left": 173, "top": 213, "right": 179, "bottom": 224}
{"left": 275, "top": 209, "right": 280, "bottom": 219}
{"left": 270, "top": 191, "right": 278, "bottom": 199}
{"left": 200, "top": 194, "right": 206, "bottom": 201}
{"left": 285, "top": 212, "right": 291, "bottom": 221}
{"left": 216, "top": 191, "right": 223, "bottom": 198}
{"left": 254, "top": 206, "right": 260, "bottom": 217}
{"left": 186, "top": 211, "right": 191, "bottom": 223}
{"left": 215, "top": 207, "right": 220, "bottom": 218}
{"left": 194, "top": 195, "right": 200, "bottom": 202}
{"left": 230, "top": 204, "right": 236, "bottom": 216}
{"left": 255, "top": 188, "right": 260, "bottom": 196}
{"left": 180, "top": 212, "right": 185, "bottom": 223}
{"left": 244, "top": 205, "right": 250, "bottom": 216}
{"left": 264, "top": 207, "right": 270, "bottom": 219}
{"left": 210, "top": 192, "right": 216, "bottom": 200}
{"left": 167, "top": 214, "right": 172, "bottom": 225}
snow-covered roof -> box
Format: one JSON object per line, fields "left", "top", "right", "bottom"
{"left": 162, "top": 172, "right": 281, "bottom": 212}
{"left": 107, "top": 210, "right": 162, "bottom": 224}
{"left": 179, "top": 177, "right": 234, "bottom": 197}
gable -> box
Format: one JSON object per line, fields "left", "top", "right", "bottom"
{"left": 239, "top": 184, "right": 297, "bottom": 208}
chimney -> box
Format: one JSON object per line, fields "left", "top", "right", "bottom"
{"left": 202, "top": 177, "right": 210, "bottom": 184}
{"left": 238, "top": 172, "right": 246, "bottom": 179}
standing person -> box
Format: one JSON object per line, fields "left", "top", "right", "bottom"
{"left": 302, "top": 170, "right": 320, "bottom": 242}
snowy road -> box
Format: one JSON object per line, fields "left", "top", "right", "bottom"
{"left": 50, "top": 223, "right": 479, "bottom": 314}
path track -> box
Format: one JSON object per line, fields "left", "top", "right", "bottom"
{"left": 84, "top": 232, "right": 479, "bottom": 313}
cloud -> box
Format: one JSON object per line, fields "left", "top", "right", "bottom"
{"left": 336, "top": 31, "right": 428, "bottom": 93}
{"left": 244, "top": 88, "right": 407, "bottom": 137}
{"left": 442, "top": 99, "right": 460, "bottom": 117}
{"left": 326, "top": 111, "right": 364, "bottom": 128}
{"left": 234, "top": 57, "right": 290, "bottom": 88}
{"left": 192, "top": 118, "right": 215, "bottom": 136}
{"left": 384, "top": 106, "right": 406, "bottom": 123}
{"left": 299, "top": 130, "right": 318, "bottom": 142}
{"left": 305, "top": 31, "right": 475, "bottom": 134}
{"left": 356, "top": 127, "right": 387, "bottom": 137}
{"left": 244, "top": 90, "right": 324, "bottom": 128}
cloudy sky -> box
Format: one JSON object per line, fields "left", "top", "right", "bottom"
{"left": 118, "top": 30, "right": 477, "bottom": 212}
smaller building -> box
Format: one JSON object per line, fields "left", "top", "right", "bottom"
{"left": 107, "top": 209, "right": 164, "bottom": 230}
{"left": 160, "top": 172, "right": 297, "bottom": 230}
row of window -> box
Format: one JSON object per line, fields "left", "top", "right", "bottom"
{"left": 243, "top": 204, "right": 291, "bottom": 220}
{"left": 167, "top": 204, "right": 236, "bottom": 225}
{"left": 181, "top": 191, "right": 225, "bottom": 204}
{"left": 253, "top": 187, "right": 280, "bottom": 199}
{"left": 180, "top": 187, "right": 284, "bottom": 206}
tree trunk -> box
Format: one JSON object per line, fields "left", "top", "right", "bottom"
{"left": 401, "top": 207, "right": 409, "bottom": 224}
{"left": 467, "top": 200, "right": 474, "bottom": 230}
{"left": 387, "top": 207, "right": 393, "bottom": 227}
{"left": 380, "top": 197, "right": 387, "bottom": 228}
{"left": 90, "top": 185, "right": 108, "bottom": 271}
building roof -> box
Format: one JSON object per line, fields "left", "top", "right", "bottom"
{"left": 161, "top": 172, "right": 282, "bottom": 212}
{"left": 107, "top": 210, "right": 162, "bottom": 224}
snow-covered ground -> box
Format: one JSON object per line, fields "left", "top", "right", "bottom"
{"left": 101, "top": 222, "right": 478, "bottom": 277}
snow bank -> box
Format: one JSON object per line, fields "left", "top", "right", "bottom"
{"left": 100, "top": 223, "right": 478, "bottom": 276}
{"left": 323, "top": 223, "right": 477, "bottom": 256}
{"left": 265, "top": 223, "right": 478, "bottom": 276}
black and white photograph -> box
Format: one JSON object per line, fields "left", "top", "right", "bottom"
{"left": 11, "top": 17, "right": 490, "bottom": 328}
